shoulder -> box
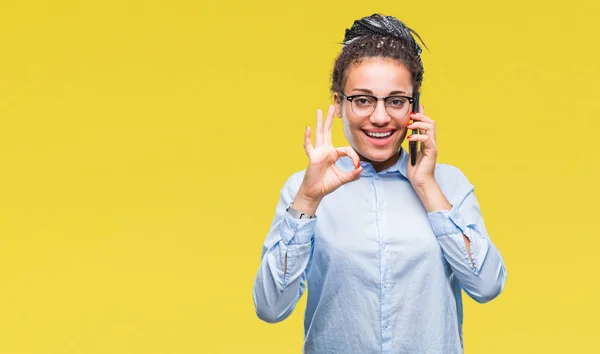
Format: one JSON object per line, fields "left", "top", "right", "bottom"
{"left": 433, "top": 163, "right": 475, "bottom": 204}
{"left": 434, "top": 163, "right": 469, "bottom": 183}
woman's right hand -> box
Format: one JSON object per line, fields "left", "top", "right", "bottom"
{"left": 293, "top": 105, "right": 363, "bottom": 213}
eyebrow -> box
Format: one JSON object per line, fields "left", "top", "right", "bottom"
{"left": 351, "top": 88, "right": 407, "bottom": 95}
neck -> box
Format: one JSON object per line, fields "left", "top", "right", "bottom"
{"left": 359, "top": 151, "right": 400, "bottom": 173}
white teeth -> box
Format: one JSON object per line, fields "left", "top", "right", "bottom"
{"left": 366, "top": 131, "right": 392, "bottom": 138}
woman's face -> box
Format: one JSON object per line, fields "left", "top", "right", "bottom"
{"left": 334, "top": 57, "right": 413, "bottom": 172}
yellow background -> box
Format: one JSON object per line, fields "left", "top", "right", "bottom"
{"left": 1, "top": 0, "right": 598, "bottom": 353}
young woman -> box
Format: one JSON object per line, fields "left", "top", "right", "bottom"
{"left": 252, "top": 13, "right": 507, "bottom": 353}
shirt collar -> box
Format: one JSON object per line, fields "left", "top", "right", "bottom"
{"left": 335, "top": 147, "right": 409, "bottom": 179}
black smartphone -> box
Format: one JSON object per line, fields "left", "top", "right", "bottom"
{"left": 409, "top": 92, "right": 420, "bottom": 166}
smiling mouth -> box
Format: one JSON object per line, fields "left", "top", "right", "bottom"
{"left": 363, "top": 130, "right": 396, "bottom": 139}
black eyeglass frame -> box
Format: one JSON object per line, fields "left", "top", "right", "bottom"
{"left": 339, "top": 92, "right": 415, "bottom": 118}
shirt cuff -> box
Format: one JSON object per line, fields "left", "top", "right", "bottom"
{"left": 427, "top": 206, "right": 490, "bottom": 275}
{"left": 427, "top": 207, "right": 466, "bottom": 237}
{"left": 280, "top": 211, "right": 317, "bottom": 245}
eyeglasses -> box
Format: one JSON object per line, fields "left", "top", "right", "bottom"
{"left": 339, "top": 92, "right": 415, "bottom": 119}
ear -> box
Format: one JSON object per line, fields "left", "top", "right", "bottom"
{"left": 333, "top": 92, "right": 342, "bottom": 118}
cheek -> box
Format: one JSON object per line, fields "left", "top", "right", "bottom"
{"left": 341, "top": 116, "right": 355, "bottom": 139}
{"left": 400, "top": 116, "right": 411, "bottom": 127}
{"left": 341, "top": 106, "right": 363, "bottom": 129}
{"left": 341, "top": 110, "right": 363, "bottom": 144}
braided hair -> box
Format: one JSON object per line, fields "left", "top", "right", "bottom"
{"left": 331, "top": 14, "right": 428, "bottom": 95}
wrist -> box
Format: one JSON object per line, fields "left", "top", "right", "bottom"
{"left": 410, "top": 176, "right": 437, "bottom": 191}
{"left": 291, "top": 192, "right": 322, "bottom": 216}
{"left": 413, "top": 181, "right": 452, "bottom": 213}
{"left": 412, "top": 178, "right": 438, "bottom": 195}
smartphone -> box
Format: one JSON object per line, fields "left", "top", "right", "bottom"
{"left": 409, "top": 92, "right": 420, "bottom": 166}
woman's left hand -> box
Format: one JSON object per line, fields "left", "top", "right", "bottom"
{"left": 406, "top": 105, "right": 438, "bottom": 188}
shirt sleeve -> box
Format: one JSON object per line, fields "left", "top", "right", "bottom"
{"left": 427, "top": 166, "right": 508, "bottom": 303}
{"left": 252, "top": 171, "right": 317, "bottom": 323}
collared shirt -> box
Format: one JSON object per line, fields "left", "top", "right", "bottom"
{"left": 252, "top": 148, "right": 507, "bottom": 353}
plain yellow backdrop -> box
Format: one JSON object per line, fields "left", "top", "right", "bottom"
{"left": 1, "top": 0, "right": 599, "bottom": 353}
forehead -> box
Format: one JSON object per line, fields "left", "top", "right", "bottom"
{"left": 344, "top": 57, "right": 412, "bottom": 94}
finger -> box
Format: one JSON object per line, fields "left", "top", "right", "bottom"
{"left": 315, "top": 109, "right": 324, "bottom": 147}
{"left": 408, "top": 133, "right": 436, "bottom": 151}
{"left": 406, "top": 121, "right": 433, "bottom": 132}
{"left": 409, "top": 111, "right": 434, "bottom": 124}
{"left": 334, "top": 165, "right": 363, "bottom": 185}
{"left": 335, "top": 146, "right": 361, "bottom": 168}
{"left": 304, "top": 126, "right": 314, "bottom": 156}
{"left": 323, "top": 105, "right": 335, "bottom": 145}
{"left": 407, "top": 133, "right": 429, "bottom": 143}
{"left": 409, "top": 116, "right": 436, "bottom": 143}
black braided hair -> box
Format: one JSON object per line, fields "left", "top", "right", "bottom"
{"left": 331, "top": 14, "right": 428, "bottom": 95}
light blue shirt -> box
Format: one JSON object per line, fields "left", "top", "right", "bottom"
{"left": 252, "top": 148, "right": 507, "bottom": 353}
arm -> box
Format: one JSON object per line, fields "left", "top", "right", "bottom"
{"left": 414, "top": 182, "right": 473, "bottom": 264}
{"left": 253, "top": 105, "right": 362, "bottom": 323}
{"left": 406, "top": 107, "right": 507, "bottom": 304}
{"left": 415, "top": 178, "right": 507, "bottom": 304}
{"left": 252, "top": 174, "right": 317, "bottom": 323}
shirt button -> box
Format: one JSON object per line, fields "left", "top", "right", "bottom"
{"left": 385, "top": 321, "right": 390, "bottom": 328}
{"left": 383, "top": 282, "right": 389, "bottom": 289}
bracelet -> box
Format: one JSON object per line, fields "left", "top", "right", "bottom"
{"left": 286, "top": 203, "right": 315, "bottom": 219}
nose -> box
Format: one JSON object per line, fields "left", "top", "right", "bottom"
{"left": 369, "top": 100, "right": 391, "bottom": 126}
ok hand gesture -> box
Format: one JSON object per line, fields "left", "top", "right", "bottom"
{"left": 295, "top": 105, "right": 363, "bottom": 210}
